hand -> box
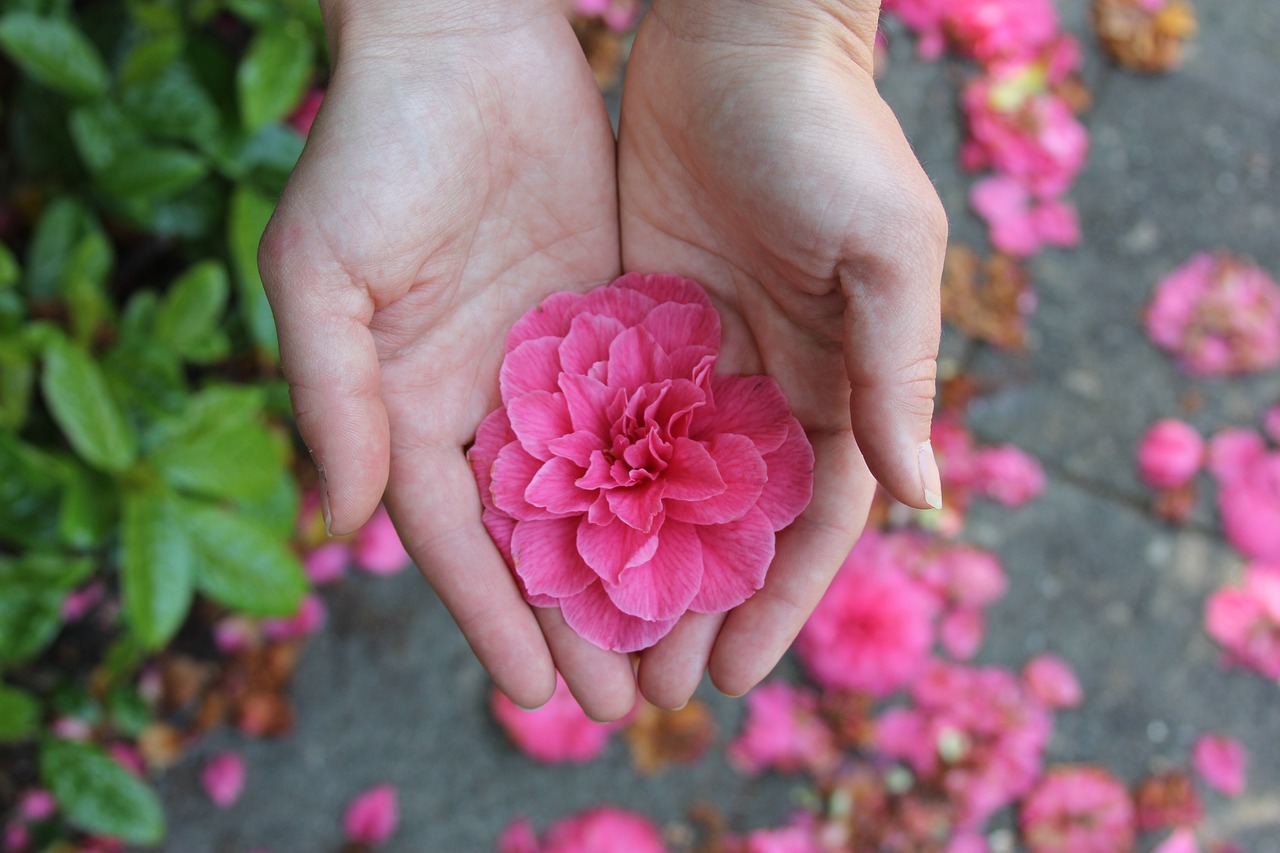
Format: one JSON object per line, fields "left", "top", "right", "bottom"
{"left": 259, "top": 0, "right": 640, "bottom": 718}
{"left": 617, "top": 0, "right": 948, "bottom": 706}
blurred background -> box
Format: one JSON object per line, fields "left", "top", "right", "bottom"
{"left": 0, "top": 0, "right": 1277, "bottom": 851}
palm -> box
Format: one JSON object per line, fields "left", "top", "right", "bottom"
{"left": 617, "top": 8, "right": 946, "bottom": 700}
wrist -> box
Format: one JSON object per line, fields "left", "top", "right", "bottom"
{"left": 651, "top": 0, "right": 882, "bottom": 72}
{"left": 319, "top": 0, "right": 559, "bottom": 60}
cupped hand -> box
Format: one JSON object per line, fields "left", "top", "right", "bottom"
{"left": 259, "top": 1, "right": 638, "bottom": 718}
{"left": 617, "top": 0, "right": 949, "bottom": 706}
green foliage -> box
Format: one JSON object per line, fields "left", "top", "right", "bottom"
{"left": 0, "top": 0, "right": 329, "bottom": 845}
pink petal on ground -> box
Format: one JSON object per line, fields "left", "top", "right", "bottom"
{"left": 526, "top": 457, "right": 594, "bottom": 515}
{"left": 690, "top": 507, "right": 775, "bottom": 613}
{"left": 605, "top": 521, "right": 704, "bottom": 621}
{"left": 667, "top": 434, "right": 767, "bottom": 525}
{"left": 1192, "top": 734, "right": 1247, "bottom": 797}
{"left": 1138, "top": 419, "right": 1205, "bottom": 490}
{"left": 1023, "top": 654, "right": 1084, "bottom": 708}
{"left": 490, "top": 673, "right": 622, "bottom": 764}
{"left": 973, "top": 445, "right": 1045, "bottom": 506}
{"left": 541, "top": 807, "right": 670, "bottom": 853}
{"left": 559, "top": 373, "right": 622, "bottom": 437}
{"left": 559, "top": 313, "right": 627, "bottom": 375}
{"left": 661, "top": 437, "right": 727, "bottom": 501}
{"left": 200, "top": 752, "right": 246, "bottom": 808}
{"left": 757, "top": 422, "right": 816, "bottom": 529}
{"left": 1020, "top": 766, "right": 1135, "bottom": 853}
{"left": 343, "top": 784, "right": 398, "bottom": 845}
{"left": 939, "top": 607, "right": 985, "bottom": 660}
{"left": 508, "top": 391, "right": 573, "bottom": 461}
{"left": 506, "top": 291, "right": 582, "bottom": 353}
{"left": 1152, "top": 829, "right": 1199, "bottom": 853}
{"left": 501, "top": 337, "right": 564, "bottom": 401}
{"left": 262, "top": 593, "right": 327, "bottom": 641}
{"left": 511, "top": 519, "right": 598, "bottom": 599}
{"left": 353, "top": 505, "right": 410, "bottom": 575}
{"left": 606, "top": 327, "right": 673, "bottom": 390}
{"left": 560, "top": 582, "right": 680, "bottom": 653}
{"left": 491, "top": 443, "right": 559, "bottom": 521}
{"left": 640, "top": 301, "right": 721, "bottom": 353}
{"left": 1207, "top": 428, "right": 1266, "bottom": 482}
{"left": 1031, "top": 197, "right": 1081, "bottom": 247}
{"left": 303, "top": 542, "right": 349, "bottom": 585}
{"left": 577, "top": 516, "right": 660, "bottom": 584}
{"left": 727, "top": 681, "right": 838, "bottom": 776}
{"left": 497, "top": 818, "right": 541, "bottom": 853}
{"left": 696, "top": 374, "right": 791, "bottom": 453}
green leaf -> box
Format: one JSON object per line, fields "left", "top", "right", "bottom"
{"left": 0, "top": 585, "right": 62, "bottom": 666}
{"left": 0, "top": 13, "right": 110, "bottom": 100}
{"left": 0, "top": 552, "right": 95, "bottom": 590}
{"left": 121, "top": 487, "right": 194, "bottom": 649}
{"left": 0, "top": 684, "right": 39, "bottom": 741}
{"left": 0, "top": 434, "right": 63, "bottom": 549}
{"left": 57, "top": 464, "right": 117, "bottom": 548}
{"left": 24, "top": 197, "right": 97, "bottom": 301}
{"left": 153, "top": 260, "right": 229, "bottom": 357}
{"left": 227, "top": 183, "right": 279, "bottom": 358}
{"left": 236, "top": 21, "right": 313, "bottom": 131}
{"left": 40, "top": 739, "right": 165, "bottom": 845}
{"left": 146, "top": 385, "right": 278, "bottom": 501}
{"left": 62, "top": 229, "right": 115, "bottom": 344}
{"left": 235, "top": 460, "right": 300, "bottom": 541}
{"left": 106, "top": 684, "right": 150, "bottom": 737}
{"left": 120, "top": 59, "right": 219, "bottom": 143}
{"left": 114, "top": 177, "right": 227, "bottom": 240}
{"left": 68, "top": 100, "right": 140, "bottom": 173}
{"left": 185, "top": 499, "right": 306, "bottom": 616}
{"left": 0, "top": 336, "right": 34, "bottom": 430}
{"left": 119, "top": 31, "right": 183, "bottom": 86}
{"left": 0, "top": 243, "right": 19, "bottom": 289}
{"left": 41, "top": 335, "right": 137, "bottom": 472}
{"left": 97, "top": 145, "right": 209, "bottom": 200}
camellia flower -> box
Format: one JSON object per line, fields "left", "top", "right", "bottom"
{"left": 972, "top": 444, "right": 1046, "bottom": 506}
{"left": 352, "top": 505, "right": 411, "bottom": 576}
{"left": 200, "top": 752, "right": 246, "bottom": 808}
{"left": 1204, "top": 564, "right": 1280, "bottom": 678}
{"left": 469, "top": 274, "right": 813, "bottom": 652}
{"left": 1020, "top": 766, "right": 1136, "bottom": 853}
{"left": 343, "top": 784, "right": 398, "bottom": 846}
{"left": 1191, "top": 733, "right": 1247, "bottom": 796}
{"left": 881, "top": 0, "right": 952, "bottom": 59}
{"left": 943, "top": 0, "right": 1060, "bottom": 65}
{"left": 795, "top": 547, "right": 936, "bottom": 696}
{"left": 490, "top": 673, "right": 626, "bottom": 764}
{"left": 1138, "top": 419, "right": 1204, "bottom": 490}
{"left": 1146, "top": 253, "right": 1280, "bottom": 376}
{"left": 1151, "top": 828, "right": 1199, "bottom": 853}
{"left": 969, "top": 175, "right": 1080, "bottom": 257}
{"left": 1206, "top": 428, "right": 1280, "bottom": 561}
{"left": 727, "top": 681, "right": 840, "bottom": 777}
{"left": 499, "top": 808, "right": 669, "bottom": 853}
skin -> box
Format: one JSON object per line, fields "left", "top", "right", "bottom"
{"left": 259, "top": 0, "right": 946, "bottom": 720}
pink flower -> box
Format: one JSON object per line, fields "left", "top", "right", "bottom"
{"left": 214, "top": 615, "right": 260, "bottom": 655}
{"left": 353, "top": 505, "right": 410, "bottom": 575}
{"left": 497, "top": 818, "right": 541, "bottom": 853}
{"left": 261, "top": 593, "right": 326, "bottom": 641}
{"left": 742, "top": 820, "right": 824, "bottom": 853}
{"left": 972, "top": 444, "right": 1045, "bottom": 506}
{"left": 303, "top": 542, "right": 348, "bottom": 585}
{"left": 1020, "top": 766, "right": 1136, "bottom": 853}
{"left": 343, "top": 784, "right": 398, "bottom": 846}
{"left": 1207, "top": 428, "right": 1266, "bottom": 483}
{"left": 1153, "top": 829, "right": 1199, "bottom": 853}
{"left": 1138, "top": 419, "right": 1205, "bottom": 490}
{"left": 881, "top": 0, "right": 951, "bottom": 59}
{"left": 1191, "top": 733, "right": 1247, "bottom": 796}
{"left": 3, "top": 825, "right": 28, "bottom": 853}
{"left": 287, "top": 87, "right": 324, "bottom": 136}
{"left": 573, "top": 0, "right": 642, "bottom": 32}
{"left": 795, "top": 546, "right": 936, "bottom": 695}
{"left": 16, "top": 790, "right": 55, "bottom": 822}
{"left": 727, "top": 681, "right": 839, "bottom": 776}
{"left": 939, "top": 607, "right": 985, "bottom": 659}
{"left": 1209, "top": 435, "right": 1280, "bottom": 561}
{"left": 943, "top": 0, "right": 1060, "bottom": 64}
{"left": 1264, "top": 405, "right": 1280, "bottom": 444}
{"left": 61, "top": 581, "right": 105, "bottom": 622}
{"left": 970, "top": 175, "right": 1080, "bottom": 257}
{"left": 491, "top": 673, "right": 624, "bottom": 763}
{"left": 469, "top": 274, "right": 813, "bottom": 652}
{"left": 1146, "top": 253, "right": 1280, "bottom": 376}
{"left": 541, "top": 808, "right": 668, "bottom": 853}
{"left": 107, "top": 743, "right": 145, "bottom": 776}
{"left": 50, "top": 718, "right": 91, "bottom": 741}
{"left": 1205, "top": 564, "right": 1280, "bottom": 677}
{"left": 200, "top": 752, "right": 246, "bottom": 808}
{"left": 1022, "top": 655, "right": 1083, "bottom": 709}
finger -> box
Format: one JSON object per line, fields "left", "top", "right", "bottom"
{"left": 636, "top": 611, "right": 724, "bottom": 710}
{"left": 535, "top": 607, "right": 637, "bottom": 722}
{"left": 259, "top": 223, "right": 389, "bottom": 535}
{"left": 708, "top": 431, "right": 871, "bottom": 697}
{"left": 838, "top": 195, "right": 947, "bottom": 511}
{"left": 386, "top": 444, "right": 557, "bottom": 710}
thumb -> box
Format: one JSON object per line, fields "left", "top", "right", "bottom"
{"left": 838, "top": 214, "right": 947, "bottom": 511}
{"left": 259, "top": 223, "right": 390, "bottom": 536}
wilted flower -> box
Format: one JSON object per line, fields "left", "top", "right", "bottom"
{"left": 1020, "top": 766, "right": 1136, "bottom": 853}
{"left": 1204, "top": 564, "right": 1280, "bottom": 678}
{"left": 727, "top": 681, "right": 839, "bottom": 776}
{"left": 500, "top": 807, "right": 669, "bottom": 853}
{"left": 469, "top": 274, "right": 813, "bottom": 652}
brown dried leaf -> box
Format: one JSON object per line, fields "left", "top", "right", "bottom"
{"left": 1092, "top": 0, "right": 1197, "bottom": 73}
{"left": 158, "top": 654, "right": 217, "bottom": 712}
{"left": 1134, "top": 769, "right": 1204, "bottom": 831}
{"left": 137, "top": 723, "right": 185, "bottom": 771}
{"left": 572, "top": 18, "right": 627, "bottom": 90}
{"left": 941, "top": 245, "right": 1031, "bottom": 349}
{"left": 625, "top": 700, "right": 717, "bottom": 774}
{"left": 1153, "top": 482, "right": 1197, "bottom": 524}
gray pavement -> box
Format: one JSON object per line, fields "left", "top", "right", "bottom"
{"left": 153, "top": 2, "right": 1280, "bottom": 850}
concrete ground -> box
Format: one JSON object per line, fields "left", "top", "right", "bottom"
{"left": 151, "top": 2, "right": 1280, "bottom": 850}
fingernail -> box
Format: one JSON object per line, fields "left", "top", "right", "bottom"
{"left": 918, "top": 440, "right": 943, "bottom": 510}
{"left": 317, "top": 465, "right": 333, "bottom": 537}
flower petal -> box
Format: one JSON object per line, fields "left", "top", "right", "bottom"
{"left": 482, "top": 508, "right": 515, "bottom": 564}
{"left": 606, "top": 327, "right": 672, "bottom": 390}
{"left": 696, "top": 374, "right": 792, "bottom": 453}
{"left": 689, "top": 507, "right": 775, "bottom": 613}
{"left": 468, "top": 408, "right": 514, "bottom": 515}
{"left": 606, "top": 479, "right": 667, "bottom": 532}
{"left": 560, "top": 373, "right": 621, "bottom": 437}
{"left": 507, "top": 390, "right": 572, "bottom": 461}
{"left": 501, "top": 337, "right": 563, "bottom": 401}
{"left": 662, "top": 437, "right": 727, "bottom": 501}
{"left": 506, "top": 291, "right": 581, "bottom": 353}
{"left": 547, "top": 430, "right": 605, "bottom": 467}
{"left": 640, "top": 301, "right": 720, "bottom": 353}
{"left": 576, "top": 283, "right": 656, "bottom": 327}
{"left": 667, "top": 434, "right": 766, "bottom": 525}
{"left": 614, "top": 272, "right": 715, "bottom": 311}
{"left": 559, "top": 582, "right": 679, "bottom": 653}
{"left": 526, "top": 456, "right": 594, "bottom": 515}
{"left": 758, "top": 420, "right": 816, "bottom": 529}
{"left": 511, "top": 519, "right": 597, "bottom": 598}
{"left": 559, "top": 313, "right": 627, "bottom": 375}
{"left": 491, "top": 443, "right": 559, "bottom": 521}
{"left": 577, "top": 516, "right": 660, "bottom": 584}
{"left": 604, "top": 520, "right": 704, "bottom": 621}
